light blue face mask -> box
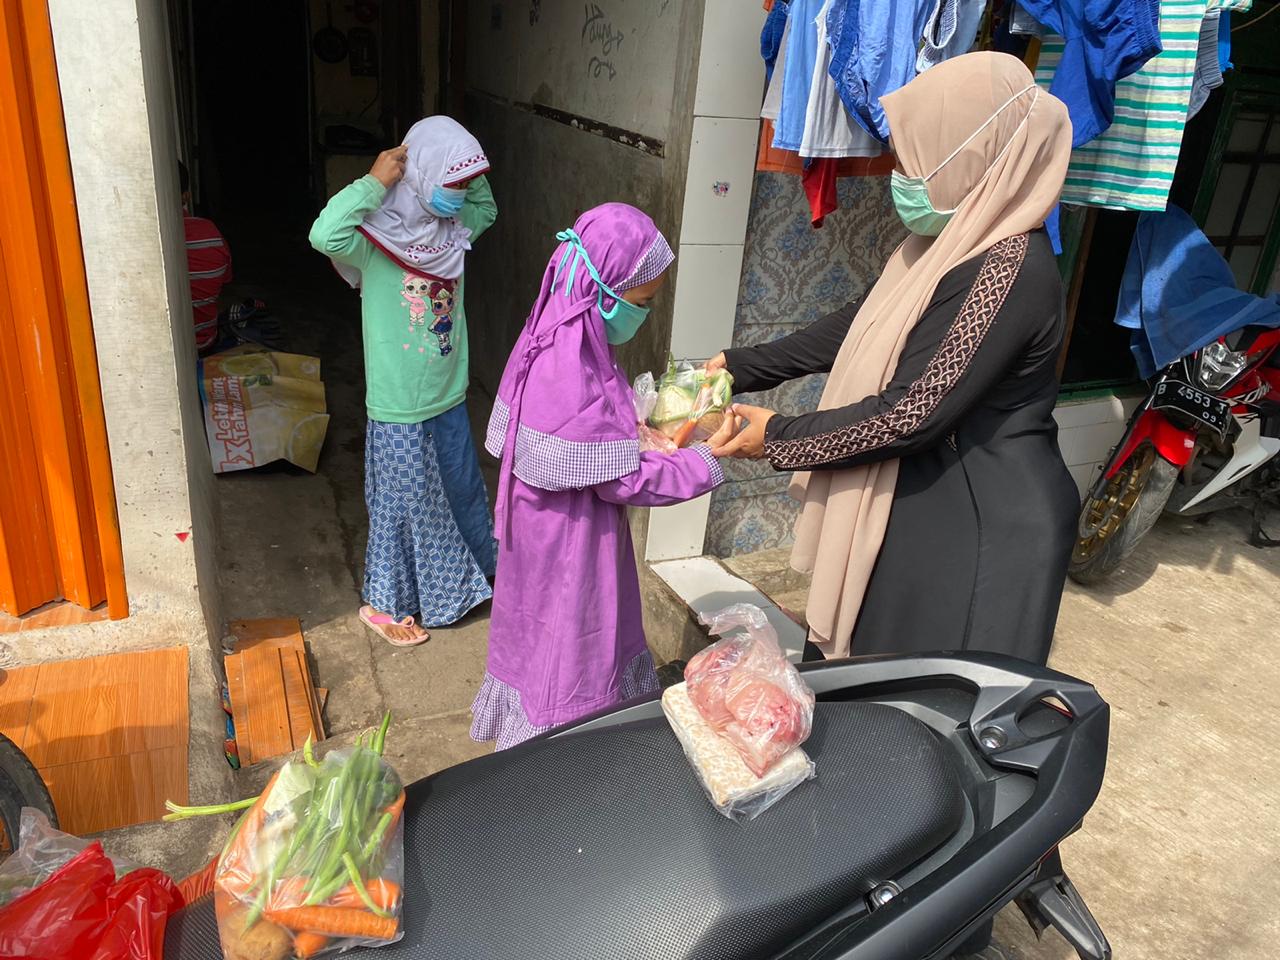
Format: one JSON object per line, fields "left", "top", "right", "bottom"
{"left": 890, "top": 83, "right": 1039, "bottom": 237}
{"left": 421, "top": 184, "right": 466, "bottom": 218}
{"left": 550, "top": 228, "right": 650, "bottom": 345}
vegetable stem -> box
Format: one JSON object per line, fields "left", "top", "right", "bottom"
{"left": 163, "top": 796, "right": 257, "bottom": 821}
{"left": 342, "top": 852, "right": 391, "bottom": 918}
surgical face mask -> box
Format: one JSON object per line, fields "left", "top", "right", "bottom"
{"left": 421, "top": 184, "right": 466, "bottom": 217}
{"left": 550, "top": 228, "right": 651, "bottom": 345}
{"left": 891, "top": 84, "right": 1039, "bottom": 236}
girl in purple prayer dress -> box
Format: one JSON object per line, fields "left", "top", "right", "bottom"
{"left": 471, "top": 204, "right": 729, "bottom": 750}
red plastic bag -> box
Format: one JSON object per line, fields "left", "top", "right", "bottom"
{"left": 685, "top": 605, "right": 816, "bottom": 777}
{"left": 0, "top": 832, "right": 183, "bottom": 960}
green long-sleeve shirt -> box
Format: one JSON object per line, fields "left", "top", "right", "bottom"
{"left": 308, "top": 174, "right": 497, "bottom": 423}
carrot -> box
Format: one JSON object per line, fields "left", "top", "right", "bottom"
{"left": 384, "top": 790, "right": 406, "bottom": 822}
{"left": 265, "top": 906, "right": 398, "bottom": 941}
{"left": 672, "top": 419, "right": 698, "bottom": 448}
{"left": 292, "top": 931, "right": 331, "bottom": 958}
{"left": 328, "top": 878, "right": 400, "bottom": 911}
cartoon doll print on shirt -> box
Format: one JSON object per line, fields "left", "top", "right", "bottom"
{"left": 400, "top": 273, "right": 456, "bottom": 357}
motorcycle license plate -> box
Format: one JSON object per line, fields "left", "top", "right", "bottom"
{"left": 1153, "top": 379, "right": 1231, "bottom": 435}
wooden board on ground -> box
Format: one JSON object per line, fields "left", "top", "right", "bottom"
{"left": 224, "top": 617, "right": 323, "bottom": 765}
{"left": 0, "top": 648, "right": 189, "bottom": 835}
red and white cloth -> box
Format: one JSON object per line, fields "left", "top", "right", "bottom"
{"left": 184, "top": 215, "right": 232, "bottom": 351}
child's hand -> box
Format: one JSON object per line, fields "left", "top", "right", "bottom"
{"left": 370, "top": 146, "right": 408, "bottom": 188}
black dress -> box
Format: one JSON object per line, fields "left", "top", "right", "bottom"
{"left": 723, "top": 232, "right": 1078, "bottom": 664}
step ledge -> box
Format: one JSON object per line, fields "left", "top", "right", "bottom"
{"left": 649, "top": 556, "right": 807, "bottom": 662}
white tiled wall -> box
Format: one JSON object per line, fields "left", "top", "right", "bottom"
{"left": 1053, "top": 396, "right": 1140, "bottom": 496}
{"left": 647, "top": 0, "right": 765, "bottom": 562}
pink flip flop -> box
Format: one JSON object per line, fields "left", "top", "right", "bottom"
{"left": 359, "top": 605, "right": 430, "bottom": 647}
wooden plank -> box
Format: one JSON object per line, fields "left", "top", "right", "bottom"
{"left": 0, "top": 665, "right": 38, "bottom": 748}
{"left": 40, "top": 744, "right": 187, "bottom": 836}
{"left": 240, "top": 642, "right": 295, "bottom": 763}
{"left": 278, "top": 645, "right": 319, "bottom": 750}
{"left": 230, "top": 617, "right": 304, "bottom": 652}
{"left": 224, "top": 653, "right": 253, "bottom": 764}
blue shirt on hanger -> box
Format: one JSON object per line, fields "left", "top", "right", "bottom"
{"left": 827, "top": 0, "right": 933, "bottom": 142}
{"left": 1018, "top": 0, "right": 1163, "bottom": 147}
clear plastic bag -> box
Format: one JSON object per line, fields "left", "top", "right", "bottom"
{"left": 647, "top": 359, "right": 734, "bottom": 447}
{"left": 633, "top": 372, "right": 677, "bottom": 454}
{"left": 0, "top": 807, "right": 138, "bottom": 907}
{"left": 686, "top": 605, "right": 816, "bottom": 777}
{"left": 663, "top": 682, "right": 815, "bottom": 822}
{"left": 213, "top": 743, "right": 405, "bottom": 960}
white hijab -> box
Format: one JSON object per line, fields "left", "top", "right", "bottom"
{"left": 335, "top": 116, "right": 490, "bottom": 288}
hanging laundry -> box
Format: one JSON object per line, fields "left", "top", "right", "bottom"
{"left": 1035, "top": 0, "right": 1216, "bottom": 212}
{"left": 762, "top": 1, "right": 790, "bottom": 87}
{"left": 762, "top": 11, "right": 789, "bottom": 121}
{"left": 1187, "top": 4, "right": 1225, "bottom": 121}
{"left": 773, "top": 0, "right": 825, "bottom": 152}
{"left": 917, "top": 0, "right": 986, "bottom": 73}
{"left": 1009, "top": 1, "right": 1047, "bottom": 37}
{"left": 1115, "top": 205, "right": 1280, "bottom": 377}
{"left": 802, "top": 158, "right": 840, "bottom": 226}
{"left": 1022, "top": 0, "right": 1163, "bottom": 148}
{"left": 826, "top": 0, "right": 934, "bottom": 142}
{"left": 802, "top": 0, "right": 883, "bottom": 158}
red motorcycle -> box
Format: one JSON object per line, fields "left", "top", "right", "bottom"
{"left": 1070, "top": 325, "right": 1280, "bottom": 583}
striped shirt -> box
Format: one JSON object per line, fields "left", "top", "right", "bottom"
{"left": 1035, "top": 0, "right": 1251, "bottom": 212}
{"left": 185, "top": 216, "right": 232, "bottom": 351}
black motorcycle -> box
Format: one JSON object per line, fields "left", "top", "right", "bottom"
{"left": 164, "top": 654, "right": 1110, "bottom": 960}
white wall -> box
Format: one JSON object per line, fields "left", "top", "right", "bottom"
{"left": 43, "top": 0, "right": 221, "bottom": 649}
{"left": 467, "top": 0, "right": 683, "bottom": 141}
{"left": 1054, "top": 396, "right": 1139, "bottom": 495}
{"left": 645, "top": 0, "right": 766, "bottom": 563}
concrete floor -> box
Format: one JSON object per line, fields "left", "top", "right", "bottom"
{"left": 130, "top": 225, "right": 1280, "bottom": 955}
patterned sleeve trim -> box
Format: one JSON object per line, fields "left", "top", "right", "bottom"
{"left": 691, "top": 444, "right": 727, "bottom": 487}
{"left": 764, "top": 234, "right": 1030, "bottom": 472}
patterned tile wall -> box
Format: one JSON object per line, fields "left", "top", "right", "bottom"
{"left": 706, "top": 171, "right": 904, "bottom": 557}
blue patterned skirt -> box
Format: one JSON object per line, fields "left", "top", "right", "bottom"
{"left": 363, "top": 405, "right": 495, "bottom": 627}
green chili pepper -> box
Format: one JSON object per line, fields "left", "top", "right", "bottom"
{"left": 372, "top": 712, "right": 391, "bottom": 756}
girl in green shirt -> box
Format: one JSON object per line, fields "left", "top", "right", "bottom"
{"left": 309, "top": 117, "right": 496, "bottom": 645}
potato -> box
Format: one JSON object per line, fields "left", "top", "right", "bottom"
{"left": 218, "top": 905, "right": 293, "bottom": 960}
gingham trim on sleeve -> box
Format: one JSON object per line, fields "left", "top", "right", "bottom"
{"left": 691, "top": 444, "right": 726, "bottom": 487}
{"left": 512, "top": 425, "right": 641, "bottom": 490}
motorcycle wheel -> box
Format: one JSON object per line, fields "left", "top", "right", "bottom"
{"left": 0, "top": 732, "right": 57, "bottom": 856}
{"left": 1069, "top": 443, "right": 1179, "bottom": 585}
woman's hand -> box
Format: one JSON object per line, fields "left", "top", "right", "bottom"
{"left": 704, "top": 412, "right": 740, "bottom": 452}
{"left": 706, "top": 352, "right": 728, "bottom": 374}
{"left": 370, "top": 146, "right": 408, "bottom": 188}
{"left": 711, "top": 404, "right": 777, "bottom": 460}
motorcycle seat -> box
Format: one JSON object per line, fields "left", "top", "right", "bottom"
{"left": 164, "top": 701, "right": 966, "bottom": 960}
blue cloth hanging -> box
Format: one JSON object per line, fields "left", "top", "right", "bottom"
{"left": 1115, "top": 206, "right": 1280, "bottom": 378}
{"left": 761, "top": 1, "right": 790, "bottom": 87}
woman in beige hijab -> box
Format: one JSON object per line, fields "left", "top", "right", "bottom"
{"left": 712, "top": 52, "right": 1078, "bottom": 669}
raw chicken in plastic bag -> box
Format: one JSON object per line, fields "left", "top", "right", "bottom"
{"left": 208, "top": 724, "right": 404, "bottom": 960}
{"left": 633, "top": 371, "right": 677, "bottom": 454}
{"left": 647, "top": 359, "right": 734, "bottom": 448}
{"left": 0, "top": 808, "right": 182, "bottom": 960}
{"left": 686, "top": 605, "right": 816, "bottom": 777}
{"left": 663, "top": 682, "right": 815, "bottom": 822}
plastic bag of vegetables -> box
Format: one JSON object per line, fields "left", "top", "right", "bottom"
{"left": 632, "top": 372, "right": 677, "bottom": 454}
{"left": 165, "top": 714, "right": 404, "bottom": 960}
{"left": 647, "top": 359, "right": 734, "bottom": 448}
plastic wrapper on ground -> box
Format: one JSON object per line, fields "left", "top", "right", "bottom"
{"left": 663, "top": 682, "right": 815, "bottom": 822}
{"left": 213, "top": 744, "right": 405, "bottom": 960}
{"left": 685, "top": 604, "right": 816, "bottom": 777}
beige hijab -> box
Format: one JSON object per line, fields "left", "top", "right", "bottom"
{"left": 790, "top": 53, "right": 1071, "bottom": 657}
